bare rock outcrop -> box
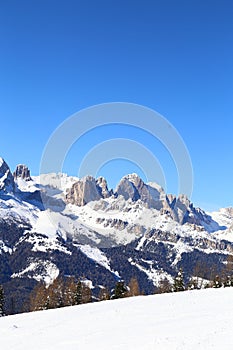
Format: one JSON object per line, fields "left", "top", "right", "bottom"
{"left": 0, "top": 157, "right": 15, "bottom": 193}
{"left": 13, "top": 164, "right": 31, "bottom": 181}
{"left": 116, "top": 173, "right": 164, "bottom": 209}
{"left": 66, "top": 175, "right": 111, "bottom": 206}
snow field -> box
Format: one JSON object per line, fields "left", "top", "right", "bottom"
{"left": 1, "top": 288, "right": 233, "bottom": 350}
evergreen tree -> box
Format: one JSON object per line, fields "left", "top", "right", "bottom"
{"left": 187, "top": 277, "right": 199, "bottom": 290}
{"left": 0, "top": 285, "right": 4, "bottom": 317}
{"left": 223, "top": 275, "right": 233, "bottom": 287}
{"left": 44, "top": 295, "right": 50, "bottom": 310}
{"left": 213, "top": 275, "right": 222, "bottom": 288}
{"left": 111, "top": 281, "right": 128, "bottom": 299}
{"left": 157, "top": 277, "right": 172, "bottom": 294}
{"left": 75, "top": 280, "right": 83, "bottom": 305}
{"left": 173, "top": 268, "right": 185, "bottom": 292}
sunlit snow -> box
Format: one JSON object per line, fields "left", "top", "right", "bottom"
{"left": 0, "top": 288, "right": 233, "bottom": 349}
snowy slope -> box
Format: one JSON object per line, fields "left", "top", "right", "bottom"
{"left": 210, "top": 207, "right": 233, "bottom": 228}
{"left": 209, "top": 208, "right": 233, "bottom": 242}
{"left": 1, "top": 288, "right": 233, "bottom": 350}
{"left": 1, "top": 159, "right": 233, "bottom": 297}
{"left": 1, "top": 165, "right": 230, "bottom": 251}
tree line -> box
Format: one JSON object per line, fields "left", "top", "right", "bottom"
{"left": 1, "top": 259, "right": 233, "bottom": 316}
{"left": 29, "top": 276, "right": 141, "bottom": 312}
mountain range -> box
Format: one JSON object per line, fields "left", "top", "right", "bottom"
{"left": 0, "top": 157, "right": 233, "bottom": 314}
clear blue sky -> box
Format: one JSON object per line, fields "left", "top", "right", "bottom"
{"left": 0, "top": 0, "right": 232, "bottom": 211}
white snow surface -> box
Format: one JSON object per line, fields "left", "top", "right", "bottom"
{"left": 0, "top": 240, "right": 12, "bottom": 254}
{"left": 15, "top": 178, "right": 38, "bottom": 193}
{"left": 209, "top": 207, "right": 233, "bottom": 228}
{"left": 77, "top": 244, "right": 112, "bottom": 271}
{"left": 77, "top": 244, "right": 120, "bottom": 277}
{"left": 11, "top": 260, "right": 59, "bottom": 286}
{"left": 34, "top": 173, "right": 79, "bottom": 195}
{"left": 209, "top": 208, "right": 233, "bottom": 242}
{"left": 1, "top": 288, "right": 233, "bottom": 350}
{"left": 129, "top": 257, "right": 173, "bottom": 286}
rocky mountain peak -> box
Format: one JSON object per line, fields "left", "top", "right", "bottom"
{"left": 124, "top": 173, "right": 143, "bottom": 187}
{"left": 13, "top": 164, "right": 32, "bottom": 181}
{"left": 115, "top": 174, "right": 141, "bottom": 202}
{"left": 96, "top": 176, "right": 112, "bottom": 198}
{"left": 66, "top": 175, "right": 111, "bottom": 206}
{"left": 0, "top": 157, "right": 9, "bottom": 176}
{"left": 116, "top": 174, "right": 164, "bottom": 209}
{"left": 64, "top": 172, "right": 219, "bottom": 229}
{"left": 0, "top": 157, "right": 15, "bottom": 193}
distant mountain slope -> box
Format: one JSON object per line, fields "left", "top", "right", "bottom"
{"left": 1, "top": 288, "right": 233, "bottom": 350}
{"left": 0, "top": 156, "right": 233, "bottom": 314}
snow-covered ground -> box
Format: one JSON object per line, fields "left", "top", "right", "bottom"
{"left": 1, "top": 288, "right": 233, "bottom": 350}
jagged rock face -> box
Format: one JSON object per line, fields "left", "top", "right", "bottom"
{"left": 67, "top": 173, "right": 165, "bottom": 209}
{"left": 161, "top": 194, "right": 202, "bottom": 225}
{"left": 169, "top": 194, "right": 192, "bottom": 224}
{"left": 96, "top": 176, "right": 112, "bottom": 198}
{"left": 116, "top": 175, "right": 140, "bottom": 201}
{"left": 66, "top": 175, "right": 111, "bottom": 206}
{"left": 13, "top": 164, "right": 31, "bottom": 181}
{"left": 160, "top": 194, "right": 216, "bottom": 228}
{"left": 96, "top": 217, "right": 128, "bottom": 230}
{"left": 116, "top": 174, "right": 164, "bottom": 209}
{"left": 64, "top": 173, "right": 219, "bottom": 230}
{"left": 0, "top": 158, "right": 15, "bottom": 193}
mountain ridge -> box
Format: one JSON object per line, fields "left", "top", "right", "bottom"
{"left": 0, "top": 156, "right": 233, "bottom": 314}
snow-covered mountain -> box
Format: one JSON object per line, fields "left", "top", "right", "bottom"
{"left": 0, "top": 157, "right": 233, "bottom": 314}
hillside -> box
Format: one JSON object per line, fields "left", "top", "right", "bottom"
{"left": 0, "top": 288, "right": 233, "bottom": 349}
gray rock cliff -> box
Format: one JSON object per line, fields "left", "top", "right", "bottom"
{"left": 0, "top": 158, "right": 15, "bottom": 193}
{"left": 66, "top": 175, "right": 111, "bottom": 206}
{"left": 13, "top": 164, "right": 31, "bottom": 181}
